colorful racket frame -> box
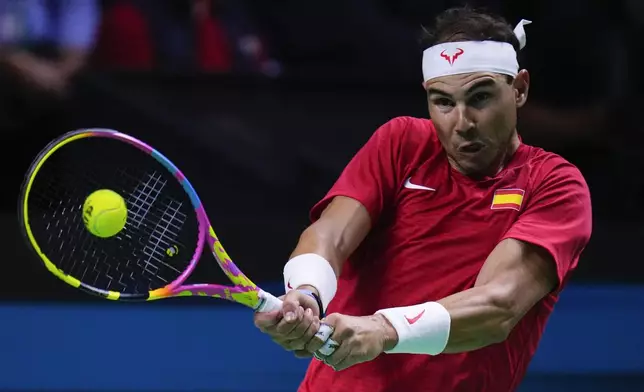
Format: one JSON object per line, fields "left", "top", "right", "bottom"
{"left": 20, "top": 129, "right": 280, "bottom": 311}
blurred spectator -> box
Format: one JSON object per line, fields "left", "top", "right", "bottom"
{"left": 192, "top": 0, "right": 233, "bottom": 72}
{"left": 0, "top": 0, "right": 99, "bottom": 136}
{"left": 214, "top": 0, "right": 280, "bottom": 76}
{"left": 93, "top": 0, "right": 279, "bottom": 75}
{"left": 91, "top": 0, "right": 154, "bottom": 70}
{"left": 250, "top": 0, "right": 422, "bottom": 82}
{"left": 0, "top": 0, "right": 99, "bottom": 96}
{"left": 0, "top": 0, "right": 99, "bottom": 210}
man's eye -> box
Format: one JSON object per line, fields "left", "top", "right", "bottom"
{"left": 434, "top": 98, "right": 453, "bottom": 107}
{"left": 470, "top": 92, "right": 491, "bottom": 104}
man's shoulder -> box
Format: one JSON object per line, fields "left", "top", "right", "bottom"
{"left": 379, "top": 116, "right": 435, "bottom": 135}
{"left": 521, "top": 144, "right": 588, "bottom": 188}
{"left": 377, "top": 116, "right": 439, "bottom": 150}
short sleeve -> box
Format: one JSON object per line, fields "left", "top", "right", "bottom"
{"left": 501, "top": 161, "right": 592, "bottom": 287}
{"left": 310, "top": 117, "right": 410, "bottom": 224}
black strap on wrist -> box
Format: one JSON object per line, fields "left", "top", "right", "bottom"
{"left": 296, "top": 289, "right": 325, "bottom": 318}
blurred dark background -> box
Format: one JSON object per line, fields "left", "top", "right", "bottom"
{"left": 0, "top": 0, "right": 643, "bottom": 391}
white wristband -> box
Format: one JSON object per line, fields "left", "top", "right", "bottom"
{"left": 375, "top": 302, "right": 451, "bottom": 355}
{"left": 283, "top": 253, "right": 337, "bottom": 311}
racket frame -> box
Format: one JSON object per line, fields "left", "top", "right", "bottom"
{"left": 19, "top": 129, "right": 281, "bottom": 312}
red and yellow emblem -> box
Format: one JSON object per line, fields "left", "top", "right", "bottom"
{"left": 491, "top": 189, "right": 525, "bottom": 211}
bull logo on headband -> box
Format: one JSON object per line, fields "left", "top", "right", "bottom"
{"left": 440, "top": 48, "right": 464, "bottom": 66}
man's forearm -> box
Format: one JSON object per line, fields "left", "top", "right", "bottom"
{"left": 289, "top": 224, "right": 344, "bottom": 277}
{"left": 436, "top": 285, "right": 516, "bottom": 353}
{"left": 376, "top": 285, "right": 518, "bottom": 355}
{"left": 289, "top": 196, "right": 372, "bottom": 276}
{"left": 284, "top": 196, "right": 372, "bottom": 313}
{"left": 284, "top": 225, "right": 342, "bottom": 311}
{"left": 377, "top": 239, "right": 558, "bottom": 356}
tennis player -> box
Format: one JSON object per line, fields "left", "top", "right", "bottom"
{"left": 254, "top": 7, "right": 592, "bottom": 392}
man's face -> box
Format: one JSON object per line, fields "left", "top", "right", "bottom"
{"left": 424, "top": 70, "right": 529, "bottom": 177}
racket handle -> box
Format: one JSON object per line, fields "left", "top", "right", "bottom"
{"left": 256, "top": 290, "right": 283, "bottom": 313}
{"left": 256, "top": 290, "right": 340, "bottom": 357}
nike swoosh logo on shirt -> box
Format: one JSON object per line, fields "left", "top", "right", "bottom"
{"left": 405, "top": 309, "right": 426, "bottom": 325}
{"left": 404, "top": 177, "right": 436, "bottom": 191}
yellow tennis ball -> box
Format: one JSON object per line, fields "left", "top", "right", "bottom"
{"left": 82, "top": 189, "right": 128, "bottom": 238}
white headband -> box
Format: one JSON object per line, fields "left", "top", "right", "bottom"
{"left": 422, "top": 19, "right": 532, "bottom": 83}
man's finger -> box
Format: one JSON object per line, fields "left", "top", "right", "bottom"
{"left": 275, "top": 305, "right": 305, "bottom": 335}
{"left": 293, "top": 349, "right": 313, "bottom": 359}
{"left": 285, "top": 308, "right": 314, "bottom": 339}
{"left": 282, "top": 308, "right": 319, "bottom": 350}
{"left": 254, "top": 310, "right": 283, "bottom": 330}
{"left": 305, "top": 322, "right": 334, "bottom": 354}
{"left": 299, "top": 311, "right": 321, "bottom": 343}
{"left": 322, "top": 337, "right": 349, "bottom": 367}
{"left": 281, "top": 290, "right": 302, "bottom": 322}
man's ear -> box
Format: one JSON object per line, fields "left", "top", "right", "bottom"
{"left": 514, "top": 69, "right": 530, "bottom": 108}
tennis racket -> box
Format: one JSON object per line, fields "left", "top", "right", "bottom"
{"left": 19, "top": 129, "right": 338, "bottom": 355}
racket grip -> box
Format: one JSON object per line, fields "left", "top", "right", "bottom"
{"left": 256, "top": 290, "right": 283, "bottom": 313}
{"left": 256, "top": 290, "right": 339, "bottom": 358}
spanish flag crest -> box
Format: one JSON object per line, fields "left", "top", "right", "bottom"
{"left": 491, "top": 188, "right": 525, "bottom": 211}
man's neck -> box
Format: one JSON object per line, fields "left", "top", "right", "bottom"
{"left": 494, "top": 132, "right": 521, "bottom": 175}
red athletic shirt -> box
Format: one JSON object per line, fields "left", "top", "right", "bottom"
{"left": 298, "top": 116, "right": 592, "bottom": 392}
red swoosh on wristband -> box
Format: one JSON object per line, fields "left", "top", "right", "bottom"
{"left": 404, "top": 309, "right": 426, "bottom": 325}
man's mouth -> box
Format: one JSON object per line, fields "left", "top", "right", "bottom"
{"left": 458, "top": 142, "right": 485, "bottom": 154}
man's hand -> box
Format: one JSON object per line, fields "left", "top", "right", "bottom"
{"left": 305, "top": 313, "right": 399, "bottom": 371}
{"left": 253, "top": 288, "right": 322, "bottom": 357}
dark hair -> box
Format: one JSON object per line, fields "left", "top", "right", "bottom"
{"left": 421, "top": 6, "right": 521, "bottom": 84}
{"left": 421, "top": 6, "right": 521, "bottom": 65}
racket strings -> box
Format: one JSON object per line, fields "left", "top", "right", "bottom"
{"left": 113, "top": 170, "right": 191, "bottom": 283}
{"left": 26, "top": 138, "right": 199, "bottom": 294}
{"left": 124, "top": 170, "right": 166, "bottom": 230}
{"left": 36, "top": 171, "right": 186, "bottom": 289}
{"left": 141, "top": 200, "right": 185, "bottom": 279}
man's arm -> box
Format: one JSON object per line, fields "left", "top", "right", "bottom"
{"left": 254, "top": 117, "right": 409, "bottom": 355}
{"left": 253, "top": 195, "right": 372, "bottom": 355}
{"left": 314, "top": 238, "right": 563, "bottom": 371}
{"left": 291, "top": 195, "right": 372, "bottom": 280}
{"left": 375, "top": 161, "right": 592, "bottom": 356}
{"left": 281, "top": 195, "right": 371, "bottom": 321}
{"left": 410, "top": 238, "right": 557, "bottom": 353}
{"left": 282, "top": 117, "right": 412, "bottom": 312}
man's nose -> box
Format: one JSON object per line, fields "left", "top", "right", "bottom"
{"left": 454, "top": 105, "right": 476, "bottom": 137}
